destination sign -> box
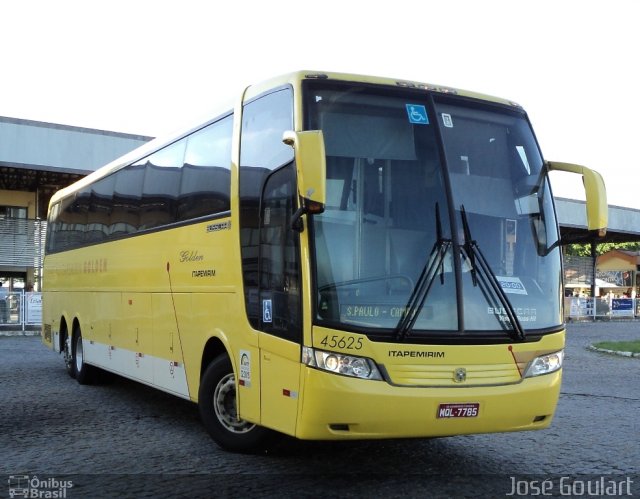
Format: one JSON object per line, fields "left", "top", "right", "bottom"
{"left": 340, "top": 304, "right": 408, "bottom": 320}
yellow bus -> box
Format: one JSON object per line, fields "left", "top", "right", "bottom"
{"left": 42, "top": 71, "right": 607, "bottom": 452}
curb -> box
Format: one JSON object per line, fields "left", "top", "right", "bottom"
{"left": 587, "top": 345, "right": 640, "bottom": 358}
{"left": 0, "top": 330, "right": 41, "bottom": 337}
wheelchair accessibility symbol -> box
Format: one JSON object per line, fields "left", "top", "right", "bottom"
{"left": 262, "top": 299, "right": 273, "bottom": 323}
{"left": 405, "top": 104, "right": 429, "bottom": 125}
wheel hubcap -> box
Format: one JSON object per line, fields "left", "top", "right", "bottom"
{"left": 213, "top": 373, "right": 255, "bottom": 433}
{"left": 63, "top": 336, "right": 73, "bottom": 370}
{"left": 75, "top": 336, "right": 83, "bottom": 372}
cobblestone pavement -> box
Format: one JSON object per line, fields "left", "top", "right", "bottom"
{"left": 1, "top": 322, "right": 639, "bottom": 498}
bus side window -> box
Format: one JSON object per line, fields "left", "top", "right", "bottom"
{"left": 111, "top": 164, "right": 144, "bottom": 236}
{"left": 139, "top": 142, "right": 183, "bottom": 230}
{"left": 179, "top": 115, "right": 233, "bottom": 221}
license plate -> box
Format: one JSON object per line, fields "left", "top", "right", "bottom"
{"left": 437, "top": 403, "right": 479, "bottom": 418}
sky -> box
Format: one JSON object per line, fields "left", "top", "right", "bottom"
{"left": 2, "top": 0, "right": 639, "bottom": 208}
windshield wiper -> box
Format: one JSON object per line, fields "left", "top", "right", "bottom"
{"left": 395, "top": 204, "right": 450, "bottom": 341}
{"left": 460, "top": 206, "right": 526, "bottom": 342}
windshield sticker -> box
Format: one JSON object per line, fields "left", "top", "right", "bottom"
{"left": 496, "top": 276, "right": 528, "bottom": 295}
{"left": 262, "top": 299, "right": 273, "bottom": 323}
{"left": 442, "top": 113, "right": 454, "bottom": 128}
{"left": 488, "top": 306, "right": 537, "bottom": 323}
{"left": 405, "top": 104, "right": 429, "bottom": 125}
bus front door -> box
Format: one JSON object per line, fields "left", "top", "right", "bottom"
{"left": 256, "top": 164, "right": 303, "bottom": 436}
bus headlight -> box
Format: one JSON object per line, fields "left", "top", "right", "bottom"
{"left": 523, "top": 350, "right": 564, "bottom": 378}
{"left": 302, "top": 347, "right": 383, "bottom": 380}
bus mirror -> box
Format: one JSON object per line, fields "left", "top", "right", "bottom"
{"left": 546, "top": 161, "right": 608, "bottom": 237}
{"left": 283, "top": 130, "right": 326, "bottom": 215}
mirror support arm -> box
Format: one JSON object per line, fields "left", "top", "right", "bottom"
{"left": 290, "top": 207, "right": 305, "bottom": 232}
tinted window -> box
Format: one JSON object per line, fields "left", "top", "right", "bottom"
{"left": 239, "top": 88, "right": 294, "bottom": 328}
{"left": 178, "top": 115, "right": 232, "bottom": 220}
{"left": 139, "top": 140, "right": 185, "bottom": 230}
{"left": 259, "top": 165, "right": 301, "bottom": 341}
{"left": 240, "top": 90, "right": 294, "bottom": 171}
{"left": 47, "top": 113, "right": 233, "bottom": 253}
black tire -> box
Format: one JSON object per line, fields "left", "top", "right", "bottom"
{"left": 62, "top": 329, "right": 75, "bottom": 379}
{"left": 72, "top": 325, "right": 97, "bottom": 385}
{"left": 199, "top": 355, "right": 278, "bottom": 453}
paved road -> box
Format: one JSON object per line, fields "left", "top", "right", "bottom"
{"left": 1, "top": 322, "right": 639, "bottom": 497}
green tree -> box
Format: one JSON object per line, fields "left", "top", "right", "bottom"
{"left": 563, "top": 242, "right": 640, "bottom": 257}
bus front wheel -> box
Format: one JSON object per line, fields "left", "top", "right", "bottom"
{"left": 199, "top": 355, "right": 277, "bottom": 453}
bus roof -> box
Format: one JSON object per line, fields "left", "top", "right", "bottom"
{"left": 246, "top": 70, "right": 520, "bottom": 108}
{"left": 49, "top": 70, "right": 522, "bottom": 208}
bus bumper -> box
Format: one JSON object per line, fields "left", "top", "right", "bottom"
{"left": 295, "top": 367, "right": 561, "bottom": 440}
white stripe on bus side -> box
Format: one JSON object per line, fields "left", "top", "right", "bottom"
{"left": 83, "top": 339, "right": 190, "bottom": 400}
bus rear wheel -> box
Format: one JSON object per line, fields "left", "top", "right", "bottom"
{"left": 72, "top": 326, "right": 97, "bottom": 385}
{"left": 62, "top": 331, "right": 75, "bottom": 379}
{"left": 199, "top": 355, "right": 277, "bottom": 453}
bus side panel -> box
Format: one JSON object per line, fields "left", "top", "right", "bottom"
{"left": 41, "top": 288, "right": 56, "bottom": 350}
{"left": 42, "top": 218, "right": 258, "bottom": 404}
{"left": 41, "top": 291, "right": 54, "bottom": 349}
{"left": 118, "top": 292, "right": 153, "bottom": 385}
{"left": 188, "top": 291, "right": 262, "bottom": 421}
{"left": 258, "top": 333, "right": 301, "bottom": 435}
{"left": 42, "top": 291, "right": 69, "bottom": 353}
{"left": 151, "top": 292, "right": 189, "bottom": 398}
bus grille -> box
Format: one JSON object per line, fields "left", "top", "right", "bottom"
{"left": 384, "top": 362, "right": 522, "bottom": 387}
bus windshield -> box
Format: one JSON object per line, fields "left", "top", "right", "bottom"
{"left": 305, "top": 82, "right": 562, "bottom": 340}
